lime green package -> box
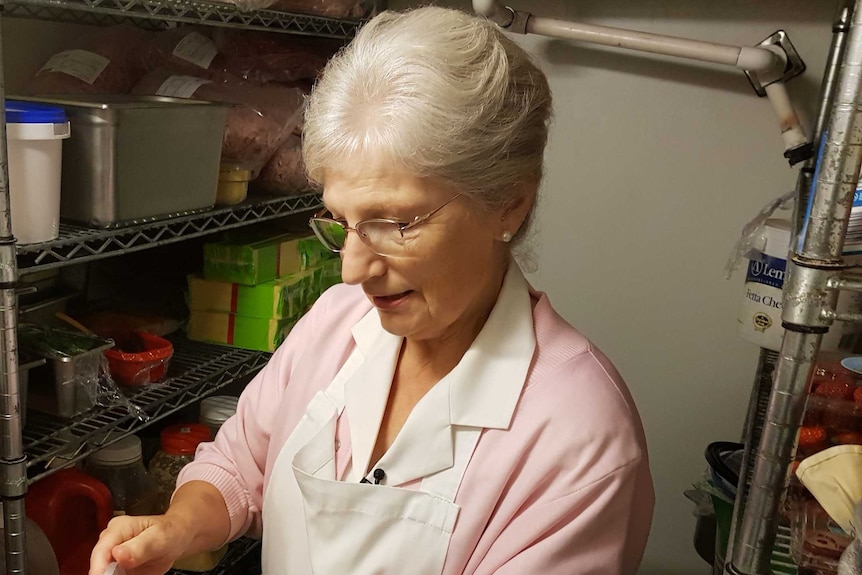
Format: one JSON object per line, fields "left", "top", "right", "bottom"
{"left": 187, "top": 310, "right": 297, "bottom": 352}
{"left": 203, "top": 231, "right": 334, "bottom": 286}
{"left": 188, "top": 272, "right": 313, "bottom": 320}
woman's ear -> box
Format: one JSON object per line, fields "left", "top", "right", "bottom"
{"left": 500, "top": 186, "right": 536, "bottom": 239}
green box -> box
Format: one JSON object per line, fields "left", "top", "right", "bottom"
{"left": 187, "top": 310, "right": 297, "bottom": 352}
{"left": 188, "top": 272, "right": 313, "bottom": 320}
{"left": 203, "top": 231, "right": 334, "bottom": 286}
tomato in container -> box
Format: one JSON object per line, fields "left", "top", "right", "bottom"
{"left": 104, "top": 331, "right": 173, "bottom": 387}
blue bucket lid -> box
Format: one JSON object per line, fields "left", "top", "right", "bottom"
{"left": 5, "top": 100, "right": 67, "bottom": 124}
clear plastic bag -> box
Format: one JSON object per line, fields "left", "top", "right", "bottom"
{"left": 23, "top": 26, "right": 150, "bottom": 96}
{"left": 724, "top": 189, "right": 796, "bottom": 280}
{"left": 138, "top": 28, "right": 223, "bottom": 78}
{"left": 133, "top": 69, "right": 306, "bottom": 170}
{"left": 211, "top": 29, "right": 339, "bottom": 84}
{"left": 257, "top": 134, "right": 314, "bottom": 195}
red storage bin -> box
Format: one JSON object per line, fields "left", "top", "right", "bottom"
{"left": 104, "top": 331, "right": 173, "bottom": 387}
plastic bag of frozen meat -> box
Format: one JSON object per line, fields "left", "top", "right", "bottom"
{"left": 138, "top": 28, "right": 228, "bottom": 79}
{"left": 132, "top": 70, "right": 305, "bottom": 170}
{"left": 23, "top": 26, "right": 150, "bottom": 95}
{"left": 210, "top": 29, "right": 340, "bottom": 84}
{"left": 257, "top": 135, "right": 314, "bottom": 195}
{"left": 267, "top": 0, "right": 366, "bottom": 18}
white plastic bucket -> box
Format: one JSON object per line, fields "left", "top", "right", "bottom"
{"left": 6, "top": 101, "right": 70, "bottom": 244}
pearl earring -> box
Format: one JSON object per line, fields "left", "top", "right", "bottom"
{"left": 501, "top": 231, "right": 513, "bottom": 243}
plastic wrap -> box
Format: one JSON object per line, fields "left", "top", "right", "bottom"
{"left": 724, "top": 190, "right": 796, "bottom": 280}
{"left": 103, "top": 331, "right": 173, "bottom": 387}
{"left": 133, "top": 69, "right": 305, "bottom": 169}
{"left": 17, "top": 324, "right": 148, "bottom": 421}
{"left": 23, "top": 26, "right": 150, "bottom": 96}
{"left": 257, "top": 135, "right": 313, "bottom": 195}
{"left": 211, "top": 29, "right": 339, "bottom": 83}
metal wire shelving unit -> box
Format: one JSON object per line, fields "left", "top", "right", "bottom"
{"left": 4, "top": 0, "right": 365, "bottom": 37}
{"left": 17, "top": 192, "right": 322, "bottom": 274}
{"left": 23, "top": 338, "right": 270, "bottom": 484}
{"left": 0, "top": 0, "right": 348, "bottom": 571}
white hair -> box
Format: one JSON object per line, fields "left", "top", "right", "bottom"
{"left": 302, "top": 6, "right": 553, "bottom": 246}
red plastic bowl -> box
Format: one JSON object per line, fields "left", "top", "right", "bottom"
{"left": 104, "top": 331, "right": 173, "bottom": 387}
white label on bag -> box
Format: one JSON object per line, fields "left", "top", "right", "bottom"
{"left": 172, "top": 32, "right": 218, "bottom": 69}
{"left": 156, "top": 75, "right": 211, "bottom": 99}
{"left": 37, "top": 50, "right": 110, "bottom": 85}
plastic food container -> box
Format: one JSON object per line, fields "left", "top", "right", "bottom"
{"left": 148, "top": 423, "right": 212, "bottom": 514}
{"left": 18, "top": 324, "right": 114, "bottom": 418}
{"left": 85, "top": 435, "right": 158, "bottom": 516}
{"left": 199, "top": 395, "right": 239, "bottom": 436}
{"left": 104, "top": 331, "right": 173, "bottom": 387}
{"left": 13, "top": 95, "right": 228, "bottom": 228}
{"left": 5, "top": 100, "right": 70, "bottom": 244}
{"left": 216, "top": 164, "right": 252, "bottom": 206}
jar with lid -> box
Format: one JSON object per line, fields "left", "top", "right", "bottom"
{"left": 199, "top": 395, "right": 239, "bottom": 437}
{"left": 84, "top": 434, "right": 157, "bottom": 516}
{"left": 148, "top": 423, "right": 212, "bottom": 514}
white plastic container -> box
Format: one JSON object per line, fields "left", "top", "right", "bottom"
{"left": 6, "top": 101, "right": 70, "bottom": 244}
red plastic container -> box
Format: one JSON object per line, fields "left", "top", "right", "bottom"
{"left": 104, "top": 331, "right": 173, "bottom": 387}
{"left": 26, "top": 468, "right": 113, "bottom": 575}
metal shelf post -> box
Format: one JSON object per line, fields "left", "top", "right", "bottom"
{"left": 726, "top": 0, "right": 862, "bottom": 572}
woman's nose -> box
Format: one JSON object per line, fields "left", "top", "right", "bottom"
{"left": 338, "top": 233, "right": 386, "bottom": 285}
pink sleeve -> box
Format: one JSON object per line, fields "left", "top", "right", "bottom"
{"left": 176, "top": 296, "right": 326, "bottom": 542}
{"left": 479, "top": 458, "right": 652, "bottom": 575}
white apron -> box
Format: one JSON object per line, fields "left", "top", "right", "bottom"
{"left": 261, "top": 265, "right": 536, "bottom": 575}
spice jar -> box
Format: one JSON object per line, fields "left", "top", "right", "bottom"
{"left": 148, "top": 423, "right": 212, "bottom": 514}
{"left": 199, "top": 395, "right": 239, "bottom": 437}
{"left": 84, "top": 434, "right": 157, "bottom": 516}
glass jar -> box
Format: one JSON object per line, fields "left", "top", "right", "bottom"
{"left": 199, "top": 395, "right": 239, "bottom": 437}
{"left": 148, "top": 423, "right": 212, "bottom": 514}
{"left": 84, "top": 434, "right": 157, "bottom": 516}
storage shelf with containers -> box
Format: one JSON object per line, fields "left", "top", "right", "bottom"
{"left": 0, "top": 0, "right": 369, "bottom": 571}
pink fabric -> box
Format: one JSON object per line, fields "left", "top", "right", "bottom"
{"left": 178, "top": 283, "right": 654, "bottom": 574}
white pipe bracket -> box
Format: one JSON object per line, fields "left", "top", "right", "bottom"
{"left": 744, "top": 30, "right": 807, "bottom": 97}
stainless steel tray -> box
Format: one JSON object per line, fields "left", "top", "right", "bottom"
{"left": 14, "top": 95, "right": 230, "bottom": 228}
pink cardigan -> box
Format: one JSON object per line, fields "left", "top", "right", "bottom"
{"left": 178, "top": 282, "right": 654, "bottom": 574}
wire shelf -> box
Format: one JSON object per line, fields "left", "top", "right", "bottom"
{"left": 170, "top": 537, "right": 261, "bottom": 575}
{"left": 23, "top": 337, "right": 270, "bottom": 484}
{"left": 4, "top": 0, "right": 365, "bottom": 37}
{"left": 17, "top": 192, "right": 322, "bottom": 274}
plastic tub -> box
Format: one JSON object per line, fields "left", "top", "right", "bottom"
{"left": 216, "top": 164, "right": 252, "bottom": 206}
{"left": 104, "top": 331, "right": 173, "bottom": 387}
{"left": 5, "top": 100, "right": 70, "bottom": 244}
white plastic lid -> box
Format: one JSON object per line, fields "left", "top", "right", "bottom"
{"left": 89, "top": 435, "right": 143, "bottom": 466}
{"left": 200, "top": 395, "right": 239, "bottom": 427}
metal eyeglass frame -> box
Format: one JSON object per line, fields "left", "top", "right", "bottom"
{"left": 309, "top": 193, "right": 463, "bottom": 256}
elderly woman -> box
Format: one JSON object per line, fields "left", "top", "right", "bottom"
{"left": 90, "top": 6, "right": 653, "bottom": 575}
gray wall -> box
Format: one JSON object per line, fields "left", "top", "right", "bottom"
{"left": 1, "top": 1, "right": 840, "bottom": 572}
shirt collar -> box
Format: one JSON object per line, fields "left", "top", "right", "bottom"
{"left": 349, "top": 263, "right": 536, "bottom": 431}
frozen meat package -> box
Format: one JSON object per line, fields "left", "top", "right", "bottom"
{"left": 133, "top": 69, "right": 305, "bottom": 169}
{"left": 23, "top": 26, "right": 150, "bottom": 95}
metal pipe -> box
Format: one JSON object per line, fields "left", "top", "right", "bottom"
{"left": 0, "top": 12, "right": 28, "bottom": 575}
{"left": 726, "top": 1, "right": 862, "bottom": 573}
{"left": 524, "top": 17, "right": 785, "bottom": 76}
{"left": 764, "top": 82, "right": 810, "bottom": 155}
{"left": 794, "top": 0, "right": 854, "bottom": 234}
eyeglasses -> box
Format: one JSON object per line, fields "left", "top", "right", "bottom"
{"left": 309, "top": 194, "right": 463, "bottom": 257}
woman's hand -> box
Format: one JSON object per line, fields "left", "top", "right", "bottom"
{"left": 89, "top": 514, "right": 193, "bottom": 575}
{"left": 90, "top": 481, "right": 231, "bottom": 575}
